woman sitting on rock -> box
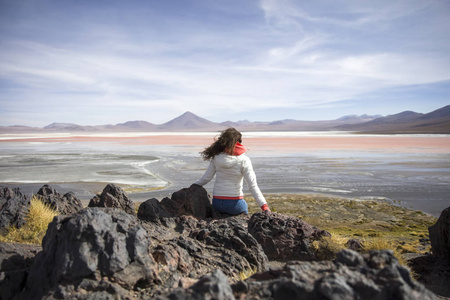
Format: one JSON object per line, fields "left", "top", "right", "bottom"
{"left": 193, "top": 127, "right": 270, "bottom": 215}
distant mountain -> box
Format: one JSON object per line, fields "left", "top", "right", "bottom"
{"left": 335, "top": 105, "right": 450, "bottom": 133}
{"left": 44, "top": 123, "right": 79, "bottom": 129}
{"left": 419, "top": 105, "right": 450, "bottom": 120}
{"left": 1, "top": 106, "right": 449, "bottom": 134}
{"left": 157, "top": 111, "right": 220, "bottom": 131}
{"left": 114, "top": 120, "right": 156, "bottom": 131}
{"left": 337, "top": 114, "right": 383, "bottom": 123}
{"left": 44, "top": 123, "right": 100, "bottom": 132}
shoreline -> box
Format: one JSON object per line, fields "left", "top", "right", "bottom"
{"left": 1, "top": 132, "right": 450, "bottom": 154}
{"left": 1, "top": 181, "right": 438, "bottom": 257}
{"left": 0, "top": 181, "right": 440, "bottom": 219}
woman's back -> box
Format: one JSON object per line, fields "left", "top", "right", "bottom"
{"left": 193, "top": 128, "right": 270, "bottom": 214}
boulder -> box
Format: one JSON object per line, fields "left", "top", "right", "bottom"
{"left": 0, "top": 242, "right": 41, "bottom": 300}
{"left": 408, "top": 255, "right": 450, "bottom": 298}
{"left": 0, "top": 187, "right": 30, "bottom": 229}
{"left": 88, "top": 183, "right": 135, "bottom": 215}
{"left": 138, "top": 184, "right": 213, "bottom": 220}
{"left": 346, "top": 238, "right": 364, "bottom": 251}
{"left": 9, "top": 207, "right": 267, "bottom": 299}
{"left": 429, "top": 206, "right": 450, "bottom": 258}
{"left": 188, "top": 215, "right": 268, "bottom": 274}
{"left": 19, "top": 208, "right": 160, "bottom": 299}
{"left": 248, "top": 212, "right": 331, "bottom": 261}
{"left": 37, "top": 185, "right": 83, "bottom": 215}
{"left": 159, "top": 269, "right": 235, "bottom": 300}
{"left": 142, "top": 215, "right": 268, "bottom": 291}
{"left": 165, "top": 184, "right": 213, "bottom": 218}
{"left": 0, "top": 242, "right": 41, "bottom": 272}
{"left": 407, "top": 206, "right": 450, "bottom": 298}
{"left": 137, "top": 197, "right": 176, "bottom": 222}
{"left": 232, "top": 249, "right": 437, "bottom": 300}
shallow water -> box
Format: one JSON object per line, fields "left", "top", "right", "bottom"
{"left": 250, "top": 153, "right": 450, "bottom": 216}
{"left": 0, "top": 132, "right": 449, "bottom": 217}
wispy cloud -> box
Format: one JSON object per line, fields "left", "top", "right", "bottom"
{"left": 0, "top": 0, "right": 449, "bottom": 125}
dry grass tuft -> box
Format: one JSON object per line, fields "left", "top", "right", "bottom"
{"left": 312, "top": 231, "right": 348, "bottom": 260}
{"left": 312, "top": 232, "right": 413, "bottom": 268}
{"left": 361, "top": 237, "right": 409, "bottom": 266}
{"left": 238, "top": 266, "right": 258, "bottom": 281}
{"left": 0, "top": 196, "right": 58, "bottom": 245}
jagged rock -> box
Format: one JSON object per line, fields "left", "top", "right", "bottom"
{"left": 0, "top": 187, "right": 30, "bottom": 229}
{"left": 158, "top": 269, "right": 235, "bottom": 300}
{"left": 37, "top": 184, "right": 83, "bottom": 215}
{"left": 232, "top": 249, "right": 437, "bottom": 299}
{"left": 346, "top": 238, "right": 364, "bottom": 251}
{"left": 407, "top": 206, "right": 450, "bottom": 298}
{"left": 19, "top": 208, "right": 160, "bottom": 299}
{"left": 138, "top": 197, "right": 176, "bottom": 221}
{"left": 88, "top": 183, "right": 136, "bottom": 215}
{"left": 429, "top": 206, "right": 450, "bottom": 258}
{"left": 164, "top": 184, "right": 213, "bottom": 218}
{"left": 248, "top": 212, "right": 331, "bottom": 261}
{"left": 1, "top": 185, "right": 434, "bottom": 300}
{"left": 142, "top": 215, "right": 268, "bottom": 292}
{"left": 408, "top": 255, "right": 450, "bottom": 298}
{"left": 0, "top": 242, "right": 41, "bottom": 273}
{"left": 0, "top": 242, "right": 41, "bottom": 300}
{"left": 7, "top": 207, "right": 267, "bottom": 299}
{"left": 137, "top": 186, "right": 267, "bottom": 284}
{"left": 188, "top": 215, "right": 268, "bottom": 274}
{"left": 138, "top": 184, "right": 213, "bottom": 220}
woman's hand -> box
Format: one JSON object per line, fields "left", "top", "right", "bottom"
{"left": 261, "top": 204, "right": 270, "bottom": 212}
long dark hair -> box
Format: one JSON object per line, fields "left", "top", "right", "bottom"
{"left": 200, "top": 128, "right": 242, "bottom": 161}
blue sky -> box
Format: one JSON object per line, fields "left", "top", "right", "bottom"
{"left": 0, "top": 0, "right": 449, "bottom": 126}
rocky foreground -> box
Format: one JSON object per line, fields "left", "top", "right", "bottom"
{"left": 0, "top": 184, "right": 449, "bottom": 299}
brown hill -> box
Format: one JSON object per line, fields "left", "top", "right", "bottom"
{"left": 335, "top": 105, "right": 450, "bottom": 134}
{"left": 157, "top": 111, "right": 221, "bottom": 131}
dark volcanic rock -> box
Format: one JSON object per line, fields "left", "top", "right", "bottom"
{"left": 408, "top": 206, "right": 450, "bottom": 298}
{"left": 10, "top": 208, "right": 267, "bottom": 299}
{"left": 409, "top": 255, "right": 450, "bottom": 298}
{"left": 429, "top": 206, "right": 450, "bottom": 258}
{"left": 233, "top": 249, "right": 437, "bottom": 300}
{"left": 19, "top": 208, "right": 159, "bottom": 299}
{"left": 165, "top": 184, "right": 213, "bottom": 218}
{"left": 142, "top": 214, "right": 268, "bottom": 291}
{"left": 0, "top": 187, "right": 30, "bottom": 229}
{"left": 346, "top": 238, "right": 364, "bottom": 252}
{"left": 88, "top": 183, "right": 136, "bottom": 215}
{"left": 248, "top": 212, "right": 331, "bottom": 261}
{"left": 0, "top": 242, "right": 41, "bottom": 300}
{"left": 37, "top": 184, "right": 83, "bottom": 215}
{"left": 1, "top": 184, "right": 435, "bottom": 300}
{"left": 138, "top": 184, "right": 213, "bottom": 220}
{"left": 138, "top": 197, "right": 176, "bottom": 221}
{"left": 189, "top": 215, "right": 268, "bottom": 274}
{"left": 159, "top": 269, "right": 235, "bottom": 300}
{"left": 0, "top": 242, "right": 41, "bottom": 272}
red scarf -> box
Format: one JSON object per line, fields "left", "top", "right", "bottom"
{"left": 226, "top": 142, "right": 247, "bottom": 156}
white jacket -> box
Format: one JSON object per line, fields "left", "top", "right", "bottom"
{"left": 194, "top": 152, "right": 267, "bottom": 207}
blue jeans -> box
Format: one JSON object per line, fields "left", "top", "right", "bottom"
{"left": 212, "top": 198, "right": 248, "bottom": 215}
